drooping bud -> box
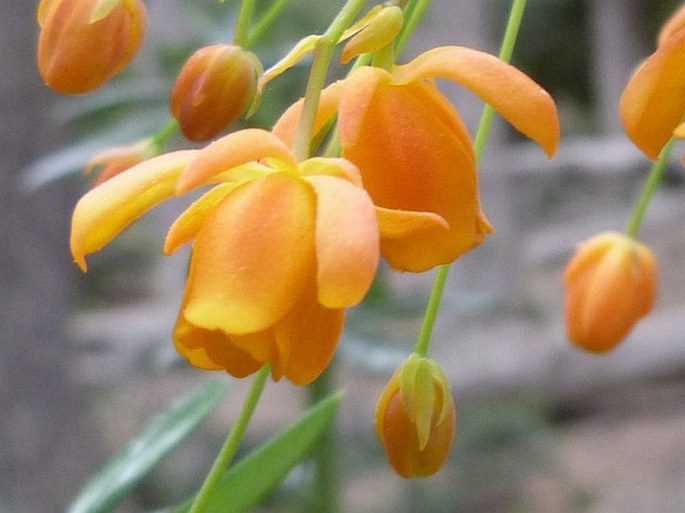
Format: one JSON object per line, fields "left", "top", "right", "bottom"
{"left": 375, "top": 354, "right": 456, "bottom": 478}
{"left": 37, "top": 0, "right": 147, "bottom": 94}
{"left": 564, "top": 231, "right": 658, "bottom": 353}
{"left": 84, "top": 138, "right": 156, "bottom": 186}
{"left": 340, "top": 5, "right": 404, "bottom": 64}
{"left": 170, "top": 44, "right": 261, "bottom": 142}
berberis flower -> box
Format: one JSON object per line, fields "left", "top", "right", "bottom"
{"left": 70, "top": 129, "right": 444, "bottom": 384}
{"left": 564, "top": 232, "right": 658, "bottom": 353}
{"left": 37, "top": 0, "right": 147, "bottom": 94}
{"left": 274, "top": 46, "right": 559, "bottom": 271}
{"left": 620, "top": 3, "right": 685, "bottom": 160}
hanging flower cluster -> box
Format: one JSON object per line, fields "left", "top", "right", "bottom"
{"left": 40, "top": 1, "right": 561, "bottom": 479}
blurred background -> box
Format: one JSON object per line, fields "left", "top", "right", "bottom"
{"left": 2, "top": 0, "right": 685, "bottom": 512}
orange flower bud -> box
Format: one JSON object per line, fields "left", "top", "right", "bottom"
{"left": 84, "top": 138, "right": 156, "bottom": 186}
{"left": 37, "top": 0, "right": 147, "bottom": 94}
{"left": 170, "top": 44, "right": 260, "bottom": 142}
{"left": 564, "top": 232, "right": 658, "bottom": 353}
{"left": 375, "top": 355, "right": 456, "bottom": 478}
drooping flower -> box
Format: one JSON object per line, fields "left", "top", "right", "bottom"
{"left": 620, "top": 4, "right": 685, "bottom": 160}
{"left": 37, "top": 0, "right": 147, "bottom": 94}
{"left": 70, "top": 129, "right": 445, "bottom": 384}
{"left": 170, "top": 44, "right": 261, "bottom": 142}
{"left": 563, "top": 232, "right": 658, "bottom": 353}
{"left": 375, "top": 354, "right": 456, "bottom": 478}
{"left": 84, "top": 138, "right": 156, "bottom": 186}
{"left": 274, "top": 46, "right": 559, "bottom": 272}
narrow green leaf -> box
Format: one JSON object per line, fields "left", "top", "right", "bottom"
{"left": 172, "top": 391, "right": 343, "bottom": 513}
{"left": 68, "top": 380, "right": 230, "bottom": 513}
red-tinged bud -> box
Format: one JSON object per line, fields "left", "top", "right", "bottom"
{"left": 37, "top": 0, "right": 147, "bottom": 94}
{"left": 564, "top": 231, "right": 658, "bottom": 353}
{"left": 375, "top": 354, "right": 456, "bottom": 478}
{"left": 170, "top": 44, "right": 261, "bottom": 142}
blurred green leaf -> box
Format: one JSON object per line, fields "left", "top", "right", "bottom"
{"left": 171, "top": 391, "right": 343, "bottom": 513}
{"left": 67, "top": 379, "right": 230, "bottom": 513}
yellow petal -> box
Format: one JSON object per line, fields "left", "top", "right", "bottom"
{"left": 70, "top": 150, "right": 198, "bottom": 271}
{"left": 393, "top": 46, "right": 559, "bottom": 157}
{"left": 258, "top": 34, "right": 321, "bottom": 94}
{"left": 273, "top": 285, "right": 345, "bottom": 386}
{"left": 620, "top": 29, "right": 685, "bottom": 160}
{"left": 182, "top": 173, "right": 316, "bottom": 334}
{"left": 176, "top": 128, "right": 296, "bottom": 193}
{"left": 298, "top": 157, "right": 363, "bottom": 186}
{"left": 304, "top": 175, "right": 379, "bottom": 308}
{"left": 376, "top": 207, "right": 449, "bottom": 240}
{"left": 340, "top": 5, "right": 403, "bottom": 64}
{"left": 339, "top": 75, "right": 493, "bottom": 271}
{"left": 164, "top": 182, "right": 240, "bottom": 255}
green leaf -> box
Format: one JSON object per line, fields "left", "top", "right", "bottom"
{"left": 172, "top": 391, "right": 343, "bottom": 513}
{"left": 68, "top": 380, "right": 230, "bottom": 513}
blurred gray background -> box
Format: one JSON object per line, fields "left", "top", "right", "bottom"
{"left": 2, "top": 0, "right": 684, "bottom": 512}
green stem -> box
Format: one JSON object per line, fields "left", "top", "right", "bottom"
{"left": 306, "top": 365, "right": 339, "bottom": 513}
{"left": 626, "top": 138, "right": 675, "bottom": 238}
{"left": 292, "top": 0, "right": 368, "bottom": 161}
{"left": 247, "top": 0, "right": 293, "bottom": 48}
{"left": 234, "top": 0, "right": 256, "bottom": 47}
{"left": 187, "top": 365, "right": 271, "bottom": 513}
{"left": 413, "top": 0, "right": 528, "bottom": 357}
{"left": 151, "top": 119, "right": 179, "bottom": 152}
{"left": 395, "top": 0, "right": 432, "bottom": 56}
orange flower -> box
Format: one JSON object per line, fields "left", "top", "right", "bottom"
{"left": 71, "top": 129, "right": 445, "bottom": 384}
{"left": 620, "top": 4, "right": 685, "bottom": 160}
{"left": 375, "top": 355, "right": 456, "bottom": 478}
{"left": 564, "top": 232, "right": 658, "bottom": 353}
{"left": 37, "top": 0, "right": 147, "bottom": 94}
{"left": 170, "top": 44, "right": 261, "bottom": 142}
{"left": 274, "top": 47, "right": 559, "bottom": 271}
{"left": 84, "top": 138, "right": 156, "bottom": 186}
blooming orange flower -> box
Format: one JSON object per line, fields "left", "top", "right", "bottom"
{"left": 274, "top": 47, "right": 559, "bottom": 272}
{"left": 70, "top": 129, "right": 444, "bottom": 384}
{"left": 37, "top": 0, "right": 147, "bottom": 94}
{"left": 620, "top": 4, "right": 685, "bottom": 160}
{"left": 564, "top": 232, "right": 658, "bottom": 353}
{"left": 375, "top": 355, "right": 456, "bottom": 478}
{"left": 171, "top": 44, "right": 261, "bottom": 142}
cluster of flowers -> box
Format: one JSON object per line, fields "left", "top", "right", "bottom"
{"left": 43, "top": 0, "right": 685, "bottom": 478}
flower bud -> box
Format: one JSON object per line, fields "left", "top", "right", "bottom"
{"left": 170, "top": 44, "right": 260, "bottom": 142}
{"left": 340, "top": 5, "right": 404, "bottom": 64}
{"left": 564, "top": 231, "right": 658, "bottom": 353}
{"left": 37, "top": 0, "right": 147, "bottom": 94}
{"left": 375, "top": 354, "right": 456, "bottom": 478}
{"left": 84, "top": 138, "right": 156, "bottom": 186}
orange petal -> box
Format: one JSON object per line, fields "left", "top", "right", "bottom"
{"left": 339, "top": 77, "right": 492, "bottom": 272}
{"left": 182, "top": 173, "right": 316, "bottom": 334}
{"left": 376, "top": 207, "right": 449, "bottom": 239}
{"left": 272, "top": 81, "right": 344, "bottom": 148}
{"left": 620, "top": 29, "right": 685, "bottom": 160}
{"left": 70, "top": 150, "right": 198, "bottom": 271}
{"left": 304, "top": 175, "right": 379, "bottom": 308}
{"left": 164, "top": 182, "right": 240, "bottom": 255}
{"left": 176, "top": 128, "right": 296, "bottom": 193}
{"left": 274, "top": 286, "right": 345, "bottom": 386}
{"left": 298, "top": 157, "right": 363, "bottom": 186}
{"left": 393, "top": 46, "right": 559, "bottom": 157}
{"left": 658, "top": 4, "right": 685, "bottom": 48}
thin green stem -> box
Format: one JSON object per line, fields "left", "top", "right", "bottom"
{"left": 247, "top": 0, "right": 292, "bottom": 48}
{"left": 234, "top": 0, "right": 256, "bottom": 47}
{"left": 187, "top": 365, "right": 271, "bottom": 513}
{"left": 626, "top": 138, "right": 675, "bottom": 238}
{"left": 413, "top": 0, "right": 528, "bottom": 357}
{"left": 395, "top": 0, "right": 432, "bottom": 55}
{"left": 151, "top": 119, "right": 179, "bottom": 152}
{"left": 292, "top": 0, "right": 368, "bottom": 161}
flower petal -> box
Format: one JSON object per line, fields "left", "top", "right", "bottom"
{"left": 304, "top": 175, "right": 379, "bottom": 308}
{"left": 164, "top": 182, "right": 240, "bottom": 255}
{"left": 176, "top": 128, "right": 296, "bottom": 193}
{"left": 70, "top": 150, "right": 198, "bottom": 271}
{"left": 182, "top": 172, "right": 316, "bottom": 334}
{"left": 658, "top": 4, "right": 685, "bottom": 48}
{"left": 298, "top": 157, "right": 363, "bottom": 187}
{"left": 394, "top": 46, "right": 559, "bottom": 157}
{"left": 620, "top": 29, "right": 685, "bottom": 160}
{"left": 339, "top": 77, "right": 492, "bottom": 271}
{"left": 376, "top": 206, "right": 449, "bottom": 239}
